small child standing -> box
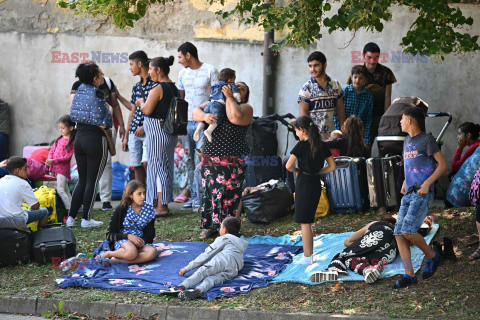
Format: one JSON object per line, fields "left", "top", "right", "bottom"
{"left": 285, "top": 116, "right": 336, "bottom": 265}
{"left": 46, "top": 115, "right": 76, "bottom": 210}
{"left": 335, "top": 65, "right": 374, "bottom": 147}
{"left": 193, "top": 68, "right": 241, "bottom": 143}
{"left": 393, "top": 106, "right": 447, "bottom": 288}
{"left": 97, "top": 180, "right": 157, "bottom": 266}
{"left": 0, "top": 157, "right": 52, "bottom": 230}
{"left": 169, "top": 217, "right": 247, "bottom": 300}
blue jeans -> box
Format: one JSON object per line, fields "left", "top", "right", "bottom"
{"left": 204, "top": 101, "right": 226, "bottom": 123}
{"left": 26, "top": 208, "right": 50, "bottom": 224}
{"left": 181, "top": 121, "right": 203, "bottom": 201}
{"left": 394, "top": 191, "right": 434, "bottom": 235}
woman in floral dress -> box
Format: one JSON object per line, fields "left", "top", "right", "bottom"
{"left": 192, "top": 82, "right": 253, "bottom": 238}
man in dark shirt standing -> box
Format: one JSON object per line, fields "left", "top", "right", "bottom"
{"left": 358, "top": 42, "right": 397, "bottom": 146}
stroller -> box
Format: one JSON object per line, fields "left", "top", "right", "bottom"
{"left": 244, "top": 113, "right": 297, "bottom": 188}
{"left": 376, "top": 97, "right": 452, "bottom": 156}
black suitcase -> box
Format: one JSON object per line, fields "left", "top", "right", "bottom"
{"left": 0, "top": 228, "right": 32, "bottom": 267}
{"left": 32, "top": 224, "right": 76, "bottom": 265}
{"left": 366, "top": 156, "right": 404, "bottom": 209}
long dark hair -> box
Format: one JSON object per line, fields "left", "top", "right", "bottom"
{"left": 54, "top": 115, "right": 76, "bottom": 149}
{"left": 294, "top": 116, "right": 322, "bottom": 157}
{"left": 459, "top": 122, "right": 480, "bottom": 141}
{"left": 341, "top": 115, "right": 366, "bottom": 157}
{"left": 121, "top": 180, "right": 145, "bottom": 208}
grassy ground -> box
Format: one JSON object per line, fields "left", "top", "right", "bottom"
{"left": 1, "top": 205, "right": 479, "bottom": 319}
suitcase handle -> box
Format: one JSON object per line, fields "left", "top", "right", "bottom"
{"left": 334, "top": 156, "right": 353, "bottom": 168}
{"left": 38, "top": 223, "right": 64, "bottom": 230}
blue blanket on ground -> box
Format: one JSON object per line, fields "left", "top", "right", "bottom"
{"left": 55, "top": 241, "right": 302, "bottom": 300}
{"left": 245, "top": 224, "right": 439, "bottom": 285}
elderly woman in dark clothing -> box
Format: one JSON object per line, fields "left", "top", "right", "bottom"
{"left": 192, "top": 82, "right": 253, "bottom": 239}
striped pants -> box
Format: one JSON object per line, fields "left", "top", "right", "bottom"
{"left": 70, "top": 132, "right": 108, "bottom": 220}
{"left": 144, "top": 117, "right": 177, "bottom": 205}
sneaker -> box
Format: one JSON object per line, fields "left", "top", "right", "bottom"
{"left": 393, "top": 274, "right": 417, "bottom": 289}
{"left": 178, "top": 288, "right": 203, "bottom": 301}
{"left": 422, "top": 251, "right": 441, "bottom": 279}
{"left": 310, "top": 270, "right": 338, "bottom": 282}
{"left": 102, "top": 202, "right": 113, "bottom": 211}
{"left": 66, "top": 216, "right": 76, "bottom": 227}
{"left": 192, "top": 201, "right": 201, "bottom": 211}
{"left": 181, "top": 200, "right": 193, "bottom": 210}
{"left": 163, "top": 285, "right": 185, "bottom": 296}
{"left": 364, "top": 260, "right": 385, "bottom": 284}
{"left": 81, "top": 219, "right": 104, "bottom": 228}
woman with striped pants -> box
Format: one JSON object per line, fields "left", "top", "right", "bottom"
{"left": 139, "top": 56, "right": 178, "bottom": 217}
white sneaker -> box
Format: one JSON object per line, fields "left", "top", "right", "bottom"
{"left": 310, "top": 270, "right": 339, "bottom": 282}
{"left": 66, "top": 216, "right": 76, "bottom": 227}
{"left": 81, "top": 219, "right": 104, "bottom": 228}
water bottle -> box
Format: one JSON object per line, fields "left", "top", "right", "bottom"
{"left": 60, "top": 253, "right": 87, "bottom": 271}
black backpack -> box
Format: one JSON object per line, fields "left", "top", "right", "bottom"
{"left": 246, "top": 115, "right": 279, "bottom": 156}
{"left": 161, "top": 86, "right": 188, "bottom": 136}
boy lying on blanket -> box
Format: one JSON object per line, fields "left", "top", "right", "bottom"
{"left": 167, "top": 217, "right": 248, "bottom": 300}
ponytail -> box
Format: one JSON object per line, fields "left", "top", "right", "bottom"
{"left": 294, "top": 116, "right": 322, "bottom": 158}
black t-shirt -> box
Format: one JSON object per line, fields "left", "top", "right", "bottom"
{"left": 290, "top": 140, "right": 332, "bottom": 173}
{"left": 71, "top": 79, "right": 116, "bottom": 105}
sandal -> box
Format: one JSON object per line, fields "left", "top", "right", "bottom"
{"left": 468, "top": 248, "right": 480, "bottom": 260}
{"left": 174, "top": 194, "right": 189, "bottom": 203}
{"left": 200, "top": 229, "right": 218, "bottom": 239}
{"left": 155, "top": 205, "right": 170, "bottom": 218}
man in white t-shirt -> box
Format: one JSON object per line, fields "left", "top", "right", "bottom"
{"left": 177, "top": 42, "right": 219, "bottom": 210}
{"left": 0, "top": 157, "right": 51, "bottom": 230}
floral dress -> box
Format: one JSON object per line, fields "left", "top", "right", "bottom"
{"left": 200, "top": 118, "right": 249, "bottom": 229}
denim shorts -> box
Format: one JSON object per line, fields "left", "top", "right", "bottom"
{"left": 128, "top": 132, "right": 147, "bottom": 167}
{"left": 26, "top": 208, "right": 49, "bottom": 224}
{"left": 394, "top": 191, "right": 434, "bottom": 235}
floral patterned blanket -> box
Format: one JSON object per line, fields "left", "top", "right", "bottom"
{"left": 55, "top": 240, "right": 302, "bottom": 300}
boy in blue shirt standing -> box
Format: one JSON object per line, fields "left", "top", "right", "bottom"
{"left": 335, "top": 65, "right": 374, "bottom": 148}
{"left": 393, "top": 107, "right": 447, "bottom": 288}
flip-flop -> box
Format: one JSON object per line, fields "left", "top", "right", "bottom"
{"left": 174, "top": 194, "right": 189, "bottom": 203}
{"left": 155, "top": 212, "right": 170, "bottom": 218}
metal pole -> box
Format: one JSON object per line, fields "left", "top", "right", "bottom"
{"left": 262, "top": 27, "right": 275, "bottom": 115}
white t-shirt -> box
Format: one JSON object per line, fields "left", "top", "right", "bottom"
{"left": 178, "top": 63, "right": 219, "bottom": 121}
{"left": 0, "top": 175, "right": 39, "bottom": 222}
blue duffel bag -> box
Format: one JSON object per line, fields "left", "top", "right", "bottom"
{"left": 112, "top": 162, "right": 130, "bottom": 201}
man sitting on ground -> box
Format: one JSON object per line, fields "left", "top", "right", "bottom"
{"left": 0, "top": 156, "right": 51, "bottom": 230}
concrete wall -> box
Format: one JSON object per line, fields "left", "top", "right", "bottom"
{"left": 1, "top": 0, "right": 479, "bottom": 166}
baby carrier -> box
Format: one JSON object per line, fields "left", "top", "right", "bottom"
{"left": 376, "top": 97, "right": 452, "bottom": 156}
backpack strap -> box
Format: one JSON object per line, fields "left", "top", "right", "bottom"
{"left": 104, "top": 77, "right": 112, "bottom": 90}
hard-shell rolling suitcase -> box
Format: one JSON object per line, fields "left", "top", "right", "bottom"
{"left": 366, "top": 156, "right": 403, "bottom": 209}
{"left": 0, "top": 228, "right": 32, "bottom": 267}
{"left": 32, "top": 224, "right": 76, "bottom": 265}
{"left": 324, "top": 157, "right": 367, "bottom": 213}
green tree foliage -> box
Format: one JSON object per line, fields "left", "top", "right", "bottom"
{"left": 57, "top": 0, "right": 479, "bottom": 59}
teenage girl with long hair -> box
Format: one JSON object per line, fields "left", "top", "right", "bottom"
{"left": 286, "top": 116, "right": 336, "bottom": 265}
{"left": 97, "top": 180, "right": 158, "bottom": 266}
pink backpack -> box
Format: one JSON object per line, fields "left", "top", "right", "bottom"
{"left": 470, "top": 167, "right": 480, "bottom": 207}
